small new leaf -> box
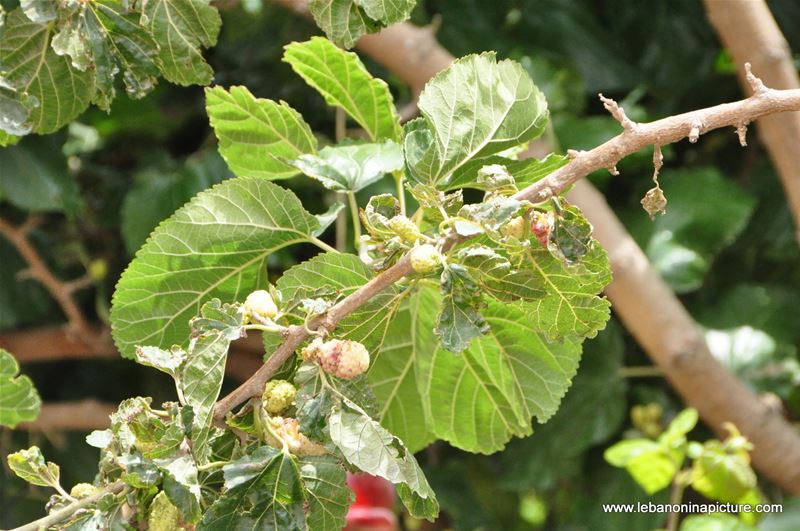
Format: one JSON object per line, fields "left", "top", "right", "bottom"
{"left": 7, "top": 446, "right": 61, "bottom": 489}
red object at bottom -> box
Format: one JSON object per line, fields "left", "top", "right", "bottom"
{"left": 344, "top": 473, "right": 398, "bottom": 531}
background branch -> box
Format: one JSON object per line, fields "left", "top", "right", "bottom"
{"left": 705, "top": 0, "right": 800, "bottom": 241}
{"left": 0, "top": 218, "right": 94, "bottom": 340}
{"left": 16, "top": 400, "right": 116, "bottom": 431}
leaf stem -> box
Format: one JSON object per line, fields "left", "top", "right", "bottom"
{"left": 347, "top": 191, "right": 362, "bottom": 251}
{"left": 197, "top": 460, "right": 229, "bottom": 472}
{"left": 619, "top": 366, "right": 664, "bottom": 378}
{"left": 309, "top": 236, "right": 339, "bottom": 254}
{"left": 394, "top": 172, "right": 407, "bottom": 216}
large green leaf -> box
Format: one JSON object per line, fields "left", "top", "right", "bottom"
{"left": 404, "top": 53, "right": 548, "bottom": 189}
{"left": 370, "top": 290, "right": 437, "bottom": 453}
{"left": 420, "top": 292, "right": 583, "bottom": 453}
{"left": 284, "top": 37, "right": 401, "bottom": 141}
{"left": 276, "top": 252, "right": 400, "bottom": 352}
{"left": 500, "top": 322, "right": 626, "bottom": 490}
{"left": 307, "top": 0, "right": 415, "bottom": 49}
{"left": 0, "top": 8, "right": 94, "bottom": 135}
{"left": 206, "top": 85, "right": 318, "bottom": 180}
{"left": 291, "top": 140, "right": 403, "bottom": 193}
{"left": 111, "top": 177, "right": 321, "bottom": 359}
{"left": 0, "top": 349, "right": 41, "bottom": 428}
{"left": 200, "top": 447, "right": 306, "bottom": 530}
{"left": 141, "top": 0, "right": 221, "bottom": 86}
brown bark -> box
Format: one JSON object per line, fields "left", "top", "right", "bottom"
{"left": 705, "top": 0, "right": 800, "bottom": 239}
{"left": 568, "top": 180, "right": 800, "bottom": 493}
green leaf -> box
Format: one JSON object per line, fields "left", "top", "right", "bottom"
{"left": 0, "top": 139, "right": 83, "bottom": 215}
{"left": 313, "top": 202, "right": 346, "bottom": 237}
{"left": 404, "top": 53, "right": 548, "bottom": 189}
{"left": 519, "top": 239, "right": 612, "bottom": 340}
{"left": 604, "top": 439, "right": 677, "bottom": 494}
{"left": 437, "top": 264, "right": 489, "bottom": 353}
{"left": 0, "top": 8, "right": 94, "bottom": 135}
{"left": 659, "top": 408, "right": 699, "bottom": 447}
{"left": 141, "top": 0, "right": 221, "bottom": 86}
{"left": 205, "top": 85, "right": 318, "bottom": 179}
{"left": 52, "top": 1, "right": 161, "bottom": 110}
{"left": 500, "top": 322, "right": 627, "bottom": 490}
{"left": 456, "top": 246, "right": 545, "bottom": 302}
{"left": 420, "top": 290, "right": 583, "bottom": 453}
{"left": 121, "top": 151, "right": 231, "bottom": 255}
{"left": 283, "top": 37, "right": 402, "bottom": 141}
{"left": 300, "top": 455, "right": 353, "bottom": 531}
{"left": 7, "top": 446, "right": 60, "bottom": 488}
{"left": 628, "top": 168, "right": 756, "bottom": 293}
{"left": 690, "top": 439, "right": 756, "bottom": 503}
{"left": 158, "top": 454, "right": 203, "bottom": 523}
{"left": 292, "top": 140, "right": 403, "bottom": 193}
{"left": 0, "top": 349, "right": 41, "bottom": 428}
{"left": 179, "top": 300, "right": 244, "bottom": 462}
{"left": 111, "top": 177, "right": 320, "bottom": 359}
{"left": 328, "top": 398, "right": 438, "bottom": 519}
{"left": 0, "top": 130, "right": 21, "bottom": 146}
{"left": 307, "top": 0, "right": 415, "bottom": 49}
{"left": 443, "top": 153, "right": 568, "bottom": 192}
{"left": 680, "top": 513, "right": 756, "bottom": 531}
{"left": 200, "top": 447, "right": 306, "bottom": 530}
{"left": 370, "top": 290, "right": 437, "bottom": 452}
{"left": 276, "top": 252, "right": 400, "bottom": 352}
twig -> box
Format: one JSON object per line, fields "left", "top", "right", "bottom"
{"left": 599, "top": 93, "right": 637, "bottom": 131}
{"left": 212, "top": 83, "right": 800, "bottom": 421}
{"left": 0, "top": 217, "right": 94, "bottom": 339}
{"left": 9, "top": 481, "right": 125, "bottom": 531}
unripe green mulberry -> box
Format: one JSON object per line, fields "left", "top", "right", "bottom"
{"left": 409, "top": 244, "right": 442, "bottom": 274}
{"left": 388, "top": 215, "right": 422, "bottom": 243}
{"left": 148, "top": 491, "right": 183, "bottom": 531}
{"left": 69, "top": 483, "right": 98, "bottom": 499}
{"left": 244, "top": 290, "right": 278, "bottom": 322}
{"left": 265, "top": 416, "right": 327, "bottom": 456}
{"left": 262, "top": 380, "right": 296, "bottom": 414}
{"left": 501, "top": 216, "right": 527, "bottom": 240}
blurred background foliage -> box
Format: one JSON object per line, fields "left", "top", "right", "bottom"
{"left": 1, "top": 0, "right": 799, "bottom": 528}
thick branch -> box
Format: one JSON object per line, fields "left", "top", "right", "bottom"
{"left": 705, "top": 0, "right": 800, "bottom": 240}
{"left": 0, "top": 218, "right": 94, "bottom": 339}
{"left": 568, "top": 180, "right": 800, "bottom": 494}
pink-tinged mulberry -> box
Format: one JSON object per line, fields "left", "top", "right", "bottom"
{"left": 265, "top": 417, "right": 326, "bottom": 456}
{"left": 302, "top": 338, "right": 370, "bottom": 379}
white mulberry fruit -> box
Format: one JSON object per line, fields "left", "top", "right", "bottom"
{"left": 69, "top": 483, "right": 98, "bottom": 499}
{"left": 501, "top": 216, "right": 527, "bottom": 240}
{"left": 244, "top": 290, "right": 278, "bottom": 321}
{"left": 388, "top": 215, "right": 422, "bottom": 243}
{"left": 262, "top": 380, "right": 297, "bottom": 414}
{"left": 409, "top": 244, "right": 442, "bottom": 274}
{"left": 148, "top": 491, "right": 183, "bottom": 531}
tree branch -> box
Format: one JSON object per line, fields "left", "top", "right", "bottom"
{"left": 705, "top": 0, "right": 800, "bottom": 241}
{"left": 0, "top": 217, "right": 95, "bottom": 340}
{"left": 9, "top": 481, "right": 125, "bottom": 531}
